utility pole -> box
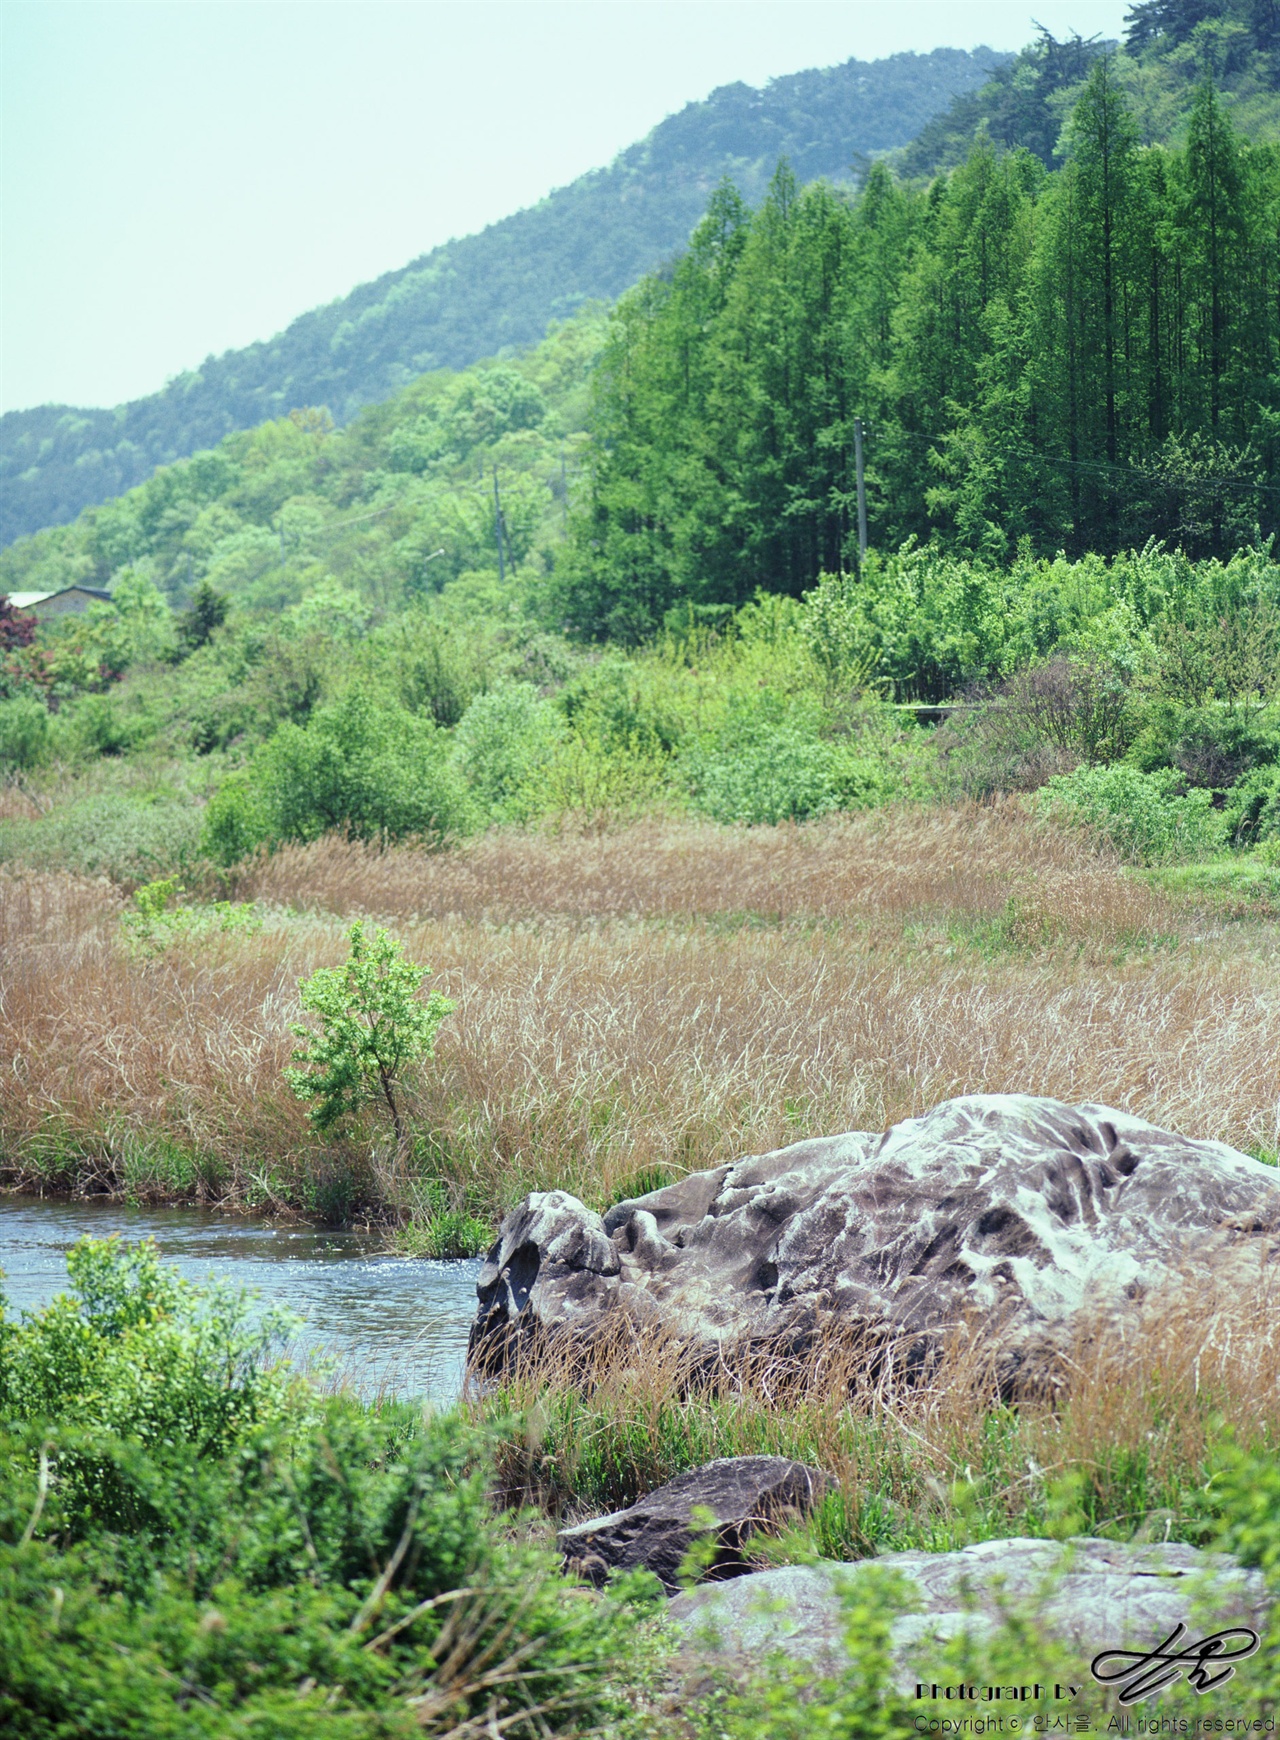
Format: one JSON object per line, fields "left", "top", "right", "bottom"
{"left": 492, "top": 467, "right": 506, "bottom": 584}
{"left": 853, "top": 418, "right": 868, "bottom": 567}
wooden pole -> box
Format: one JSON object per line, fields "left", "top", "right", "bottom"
{"left": 854, "top": 417, "right": 868, "bottom": 564}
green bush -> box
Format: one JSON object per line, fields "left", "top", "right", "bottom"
{"left": 682, "top": 698, "right": 890, "bottom": 826}
{"left": 0, "top": 790, "right": 204, "bottom": 883}
{"left": 1036, "top": 763, "right": 1229, "bottom": 864}
{"left": 120, "top": 876, "right": 263, "bottom": 952}
{"left": 55, "top": 691, "right": 158, "bottom": 759}
{"left": 0, "top": 694, "right": 50, "bottom": 772}
{"left": 203, "top": 693, "right": 475, "bottom": 863}
{"left": 1223, "top": 763, "right": 1280, "bottom": 847}
{"left": 1128, "top": 699, "right": 1280, "bottom": 789}
{"left": 450, "top": 682, "right": 562, "bottom": 821}
{"left": 200, "top": 770, "right": 272, "bottom": 867}
{"left": 0, "top": 1239, "right": 662, "bottom": 1737}
{"left": 0, "top": 1235, "right": 300, "bottom": 1465}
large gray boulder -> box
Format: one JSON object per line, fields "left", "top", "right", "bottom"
{"left": 558, "top": 1455, "right": 829, "bottom": 1594}
{"left": 668, "top": 1537, "right": 1270, "bottom": 1698}
{"left": 469, "top": 1095, "right": 1279, "bottom": 1388}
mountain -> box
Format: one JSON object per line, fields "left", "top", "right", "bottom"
{"left": 897, "top": 1, "right": 1280, "bottom": 177}
{"left": 0, "top": 47, "right": 997, "bottom": 550}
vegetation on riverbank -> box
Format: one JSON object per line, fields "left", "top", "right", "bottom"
{"left": 472, "top": 1271, "right": 1280, "bottom": 1555}
{"left": 4, "top": 1237, "right": 1280, "bottom": 1736}
{"left": 0, "top": 1237, "right": 670, "bottom": 1737}
{"left": 3, "top": 804, "right": 1278, "bottom": 1242}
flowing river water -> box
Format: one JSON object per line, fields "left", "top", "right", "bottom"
{"left": 0, "top": 1196, "right": 482, "bottom": 1405}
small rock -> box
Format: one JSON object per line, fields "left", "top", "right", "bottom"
{"left": 558, "top": 1455, "right": 829, "bottom": 1594}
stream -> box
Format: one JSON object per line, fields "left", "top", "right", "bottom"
{"left": 0, "top": 1195, "right": 481, "bottom": 1406}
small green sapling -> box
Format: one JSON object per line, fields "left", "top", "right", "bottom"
{"left": 285, "top": 920, "right": 454, "bottom": 1164}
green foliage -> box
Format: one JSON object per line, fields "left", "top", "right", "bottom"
{"left": 1037, "top": 762, "right": 1230, "bottom": 862}
{"left": 0, "top": 693, "right": 50, "bottom": 772}
{"left": 1223, "top": 762, "right": 1280, "bottom": 843}
{"left": 903, "top": 8, "right": 1280, "bottom": 182}
{"left": 0, "top": 789, "right": 204, "bottom": 883}
{"left": 0, "top": 1239, "right": 660, "bottom": 1737}
{"left": 200, "top": 771, "right": 271, "bottom": 867}
{"left": 120, "top": 877, "right": 263, "bottom": 953}
{"left": 450, "top": 682, "right": 563, "bottom": 822}
{"left": 206, "top": 694, "right": 475, "bottom": 863}
{"left": 395, "top": 1208, "right": 493, "bottom": 1260}
{"left": 0, "top": 1235, "right": 302, "bottom": 1508}
{"left": 682, "top": 698, "right": 891, "bottom": 826}
{"left": 558, "top": 84, "right": 1278, "bottom": 638}
{"left": 178, "top": 578, "right": 230, "bottom": 652}
{"left": 286, "top": 922, "right": 454, "bottom": 1160}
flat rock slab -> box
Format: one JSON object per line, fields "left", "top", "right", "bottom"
{"left": 558, "top": 1455, "right": 829, "bottom": 1594}
{"left": 669, "top": 1538, "right": 1271, "bottom": 1697}
{"left": 470, "top": 1095, "right": 1280, "bottom": 1389}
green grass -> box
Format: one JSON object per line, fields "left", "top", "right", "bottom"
{"left": 1146, "top": 851, "right": 1280, "bottom": 915}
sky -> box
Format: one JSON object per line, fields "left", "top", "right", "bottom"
{"left": 2, "top": 0, "right": 1132, "bottom": 417}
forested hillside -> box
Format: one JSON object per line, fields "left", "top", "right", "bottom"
{"left": 899, "top": 0, "right": 1280, "bottom": 176}
{"left": 558, "top": 70, "right": 1280, "bottom": 641}
{"left": 0, "top": 308, "right": 603, "bottom": 628}
{"left": 0, "top": 46, "right": 994, "bottom": 550}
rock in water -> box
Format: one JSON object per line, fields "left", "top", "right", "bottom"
{"left": 469, "top": 1095, "right": 1280, "bottom": 1386}
{"left": 558, "top": 1455, "right": 829, "bottom": 1593}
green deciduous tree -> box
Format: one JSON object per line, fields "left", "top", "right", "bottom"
{"left": 286, "top": 921, "right": 454, "bottom": 1165}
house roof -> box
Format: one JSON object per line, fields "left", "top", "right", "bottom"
{"left": 6, "top": 586, "right": 113, "bottom": 609}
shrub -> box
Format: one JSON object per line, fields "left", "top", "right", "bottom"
{"left": 529, "top": 728, "right": 671, "bottom": 828}
{"left": 682, "top": 698, "right": 890, "bottom": 826}
{"left": 450, "top": 682, "right": 562, "bottom": 821}
{"left": 0, "top": 694, "right": 50, "bottom": 772}
{"left": 55, "top": 691, "right": 157, "bottom": 759}
{"left": 0, "top": 1235, "right": 302, "bottom": 1526}
{"left": 0, "top": 790, "right": 204, "bottom": 883}
{"left": 0, "top": 1239, "right": 660, "bottom": 1738}
{"left": 1037, "top": 764, "right": 1229, "bottom": 864}
{"left": 1222, "top": 764, "right": 1280, "bottom": 847}
{"left": 120, "top": 876, "right": 263, "bottom": 952}
{"left": 203, "top": 693, "right": 475, "bottom": 862}
{"left": 1129, "top": 700, "right": 1280, "bottom": 789}
{"left": 1002, "top": 654, "right": 1134, "bottom": 766}
{"left": 200, "top": 770, "right": 272, "bottom": 866}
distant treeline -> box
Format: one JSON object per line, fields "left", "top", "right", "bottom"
{"left": 555, "top": 71, "right": 1280, "bottom": 641}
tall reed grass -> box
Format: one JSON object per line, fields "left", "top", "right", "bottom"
{"left": 2, "top": 806, "right": 1277, "bottom": 1225}
{"left": 469, "top": 1268, "right": 1280, "bottom": 1555}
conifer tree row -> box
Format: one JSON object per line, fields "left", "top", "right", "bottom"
{"left": 555, "top": 69, "right": 1280, "bottom": 642}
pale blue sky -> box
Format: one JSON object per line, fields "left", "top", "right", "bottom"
{"left": 2, "top": 0, "right": 1131, "bottom": 415}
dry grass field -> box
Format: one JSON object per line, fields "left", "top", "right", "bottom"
{"left": 2, "top": 802, "right": 1278, "bottom": 1226}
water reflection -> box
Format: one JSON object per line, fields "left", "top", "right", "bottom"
{"left": 0, "top": 1195, "right": 480, "bottom": 1406}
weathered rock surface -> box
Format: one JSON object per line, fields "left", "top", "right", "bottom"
{"left": 557, "top": 1455, "right": 829, "bottom": 1594}
{"left": 668, "top": 1537, "right": 1271, "bottom": 1696}
{"left": 470, "top": 1095, "right": 1280, "bottom": 1386}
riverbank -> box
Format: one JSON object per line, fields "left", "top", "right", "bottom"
{"left": 3, "top": 806, "right": 1278, "bottom": 1243}
{"left": 6, "top": 1233, "right": 1280, "bottom": 1737}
